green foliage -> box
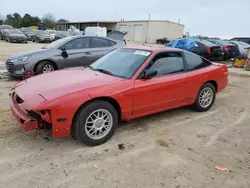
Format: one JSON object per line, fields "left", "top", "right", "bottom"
{"left": 3, "top": 13, "right": 42, "bottom": 28}
{"left": 21, "top": 14, "right": 41, "bottom": 27}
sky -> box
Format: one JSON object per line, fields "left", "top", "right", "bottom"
{"left": 1, "top": 0, "right": 250, "bottom": 39}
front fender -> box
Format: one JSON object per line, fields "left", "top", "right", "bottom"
{"left": 36, "top": 93, "right": 91, "bottom": 138}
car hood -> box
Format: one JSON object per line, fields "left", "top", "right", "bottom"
{"left": 8, "top": 48, "right": 48, "bottom": 59}
{"left": 14, "top": 67, "right": 124, "bottom": 101}
{"left": 39, "top": 34, "right": 52, "bottom": 38}
{"left": 9, "top": 34, "right": 26, "bottom": 37}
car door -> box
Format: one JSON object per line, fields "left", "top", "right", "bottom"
{"left": 88, "top": 37, "right": 115, "bottom": 63}
{"left": 133, "top": 51, "right": 188, "bottom": 117}
{"left": 59, "top": 37, "right": 91, "bottom": 68}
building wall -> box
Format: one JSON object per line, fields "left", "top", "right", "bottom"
{"left": 56, "top": 20, "right": 185, "bottom": 43}
{"left": 116, "top": 21, "right": 149, "bottom": 43}
{"left": 148, "top": 21, "right": 184, "bottom": 43}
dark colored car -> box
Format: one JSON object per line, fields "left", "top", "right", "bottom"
{"left": 6, "top": 35, "right": 125, "bottom": 77}
{"left": 31, "top": 30, "right": 54, "bottom": 43}
{"left": 21, "top": 27, "right": 35, "bottom": 41}
{"left": 24, "top": 31, "right": 35, "bottom": 41}
{"left": 0, "top": 25, "right": 14, "bottom": 40}
{"left": 230, "top": 37, "right": 250, "bottom": 45}
{"left": 167, "top": 38, "right": 224, "bottom": 60}
{"left": 55, "top": 31, "right": 71, "bottom": 40}
{"left": 5, "top": 30, "right": 28, "bottom": 43}
{"left": 208, "top": 39, "right": 240, "bottom": 60}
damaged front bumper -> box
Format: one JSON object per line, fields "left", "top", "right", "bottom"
{"left": 10, "top": 92, "right": 39, "bottom": 131}
{"left": 9, "top": 92, "right": 51, "bottom": 131}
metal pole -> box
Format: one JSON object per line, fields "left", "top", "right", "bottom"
{"left": 146, "top": 14, "right": 150, "bottom": 43}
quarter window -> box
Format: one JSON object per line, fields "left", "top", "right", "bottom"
{"left": 184, "top": 51, "right": 211, "bottom": 70}
{"left": 91, "top": 38, "right": 110, "bottom": 48}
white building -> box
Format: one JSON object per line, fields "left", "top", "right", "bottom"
{"left": 116, "top": 20, "right": 184, "bottom": 43}
{"left": 55, "top": 20, "right": 184, "bottom": 43}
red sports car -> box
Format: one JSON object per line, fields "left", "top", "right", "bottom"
{"left": 10, "top": 46, "right": 228, "bottom": 146}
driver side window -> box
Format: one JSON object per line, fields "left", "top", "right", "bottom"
{"left": 147, "top": 52, "right": 184, "bottom": 77}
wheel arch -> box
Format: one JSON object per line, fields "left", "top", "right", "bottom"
{"left": 205, "top": 80, "right": 218, "bottom": 92}
{"left": 72, "top": 96, "right": 122, "bottom": 124}
{"left": 34, "top": 59, "right": 58, "bottom": 73}
{"left": 70, "top": 96, "right": 122, "bottom": 140}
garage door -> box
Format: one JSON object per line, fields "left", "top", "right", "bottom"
{"left": 134, "top": 25, "right": 143, "bottom": 42}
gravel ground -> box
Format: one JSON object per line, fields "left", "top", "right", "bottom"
{"left": 0, "top": 40, "right": 250, "bottom": 188}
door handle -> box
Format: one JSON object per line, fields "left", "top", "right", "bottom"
{"left": 84, "top": 52, "right": 91, "bottom": 55}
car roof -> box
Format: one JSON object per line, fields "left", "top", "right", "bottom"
{"left": 125, "top": 45, "right": 182, "bottom": 52}
{"left": 70, "top": 35, "right": 120, "bottom": 42}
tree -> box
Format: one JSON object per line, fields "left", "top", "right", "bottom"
{"left": 0, "top": 14, "right": 5, "bottom": 25}
{"left": 4, "top": 13, "right": 22, "bottom": 27}
{"left": 21, "top": 13, "right": 33, "bottom": 27}
{"left": 57, "top": 18, "right": 69, "bottom": 23}
{"left": 5, "top": 14, "right": 14, "bottom": 26}
{"left": 12, "top": 13, "right": 22, "bottom": 27}
{"left": 42, "top": 13, "right": 56, "bottom": 29}
{"left": 21, "top": 14, "right": 41, "bottom": 27}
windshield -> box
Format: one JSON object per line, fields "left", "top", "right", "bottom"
{"left": 47, "top": 30, "right": 56, "bottom": 34}
{"left": 9, "top": 30, "right": 22, "bottom": 34}
{"left": 211, "top": 40, "right": 233, "bottom": 46}
{"left": 36, "top": 30, "right": 46, "bottom": 35}
{"left": 61, "top": 31, "right": 70, "bottom": 36}
{"left": 90, "top": 48, "right": 151, "bottom": 79}
{"left": 198, "top": 39, "right": 216, "bottom": 46}
{"left": 43, "top": 37, "right": 72, "bottom": 49}
{"left": 0, "top": 25, "right": 13, "bottom": 30}
{"left": 237, "top": 41, "right": 250, "bottom": 46}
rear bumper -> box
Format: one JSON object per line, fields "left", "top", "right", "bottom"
{"left": 10, "top": 93, "right": 38, "bottom": 131}
{"left": 225, "top": 51, "right": 240, "bottom": 58}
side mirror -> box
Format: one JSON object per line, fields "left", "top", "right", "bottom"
{"left": 143, "top": 69, "right": 157, "bottom": 79}
{"left": 61, "top": 48, "right": 68, "bottom": 58}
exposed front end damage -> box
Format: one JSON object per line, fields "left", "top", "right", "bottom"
{"left": 9, "top": 91, "right": 52, "bottom": 132}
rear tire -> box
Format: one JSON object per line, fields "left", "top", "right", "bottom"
{"left": 35, "top": 61, "right": 56, "bottom": 74}
{"left": 72, "top": 101, "right": 118, "bottom": 146}
{"left": 192, "top": 83, "right": 216, "bottom": 112}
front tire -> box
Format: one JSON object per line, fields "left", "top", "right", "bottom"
{"left": 72, "top": 101, "right": 118, "bottom": 146}
{"left": 35, "top": 61, "right": 55, "bottom": 74}
{"left": 193, "top": 83, "right": 216, "bottom": 112}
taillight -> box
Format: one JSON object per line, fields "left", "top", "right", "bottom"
{"left": 224, "top": 46, "right": 232, "bottom": 50}
{"left": 207, "top": 47, "right": 211, "bottom": 54}
{"left": 244, "top": 47, "right": 250, "bottom": 50}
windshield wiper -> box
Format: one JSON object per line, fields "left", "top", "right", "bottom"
{"left": 95, "top": 68, "right": 114, "bottom": 76}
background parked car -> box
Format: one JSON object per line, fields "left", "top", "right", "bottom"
{"left": 230, "top": 37, "right": 250, "bottom": 44}
{"left": 0, "top": 25, "right": 14, "bottom": 40}
{"left": 45, "top": 30, "right": 56, "bottom": 38}
{"left": 21, "top": 27, "right": 35, "bottom": 41}
{"left": 6, "top": 35, "right": 125, "bottom": 77}
{"left": 5, "top": 30, "right": 28, "bottom": 43}
{"left": 55, "top": 31, "right": 71, "bottom": 40}
{"left": 207, "top": 39, "right": 240, "bottom": 60}
{"left": 167, "top": 38, "right": 224, "bottom": 60}
{"left": 229, "top": 41, "right": 250, "bottom": 58}
{"left": 31, "top": 30, "right": 54, "bottom": 43}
